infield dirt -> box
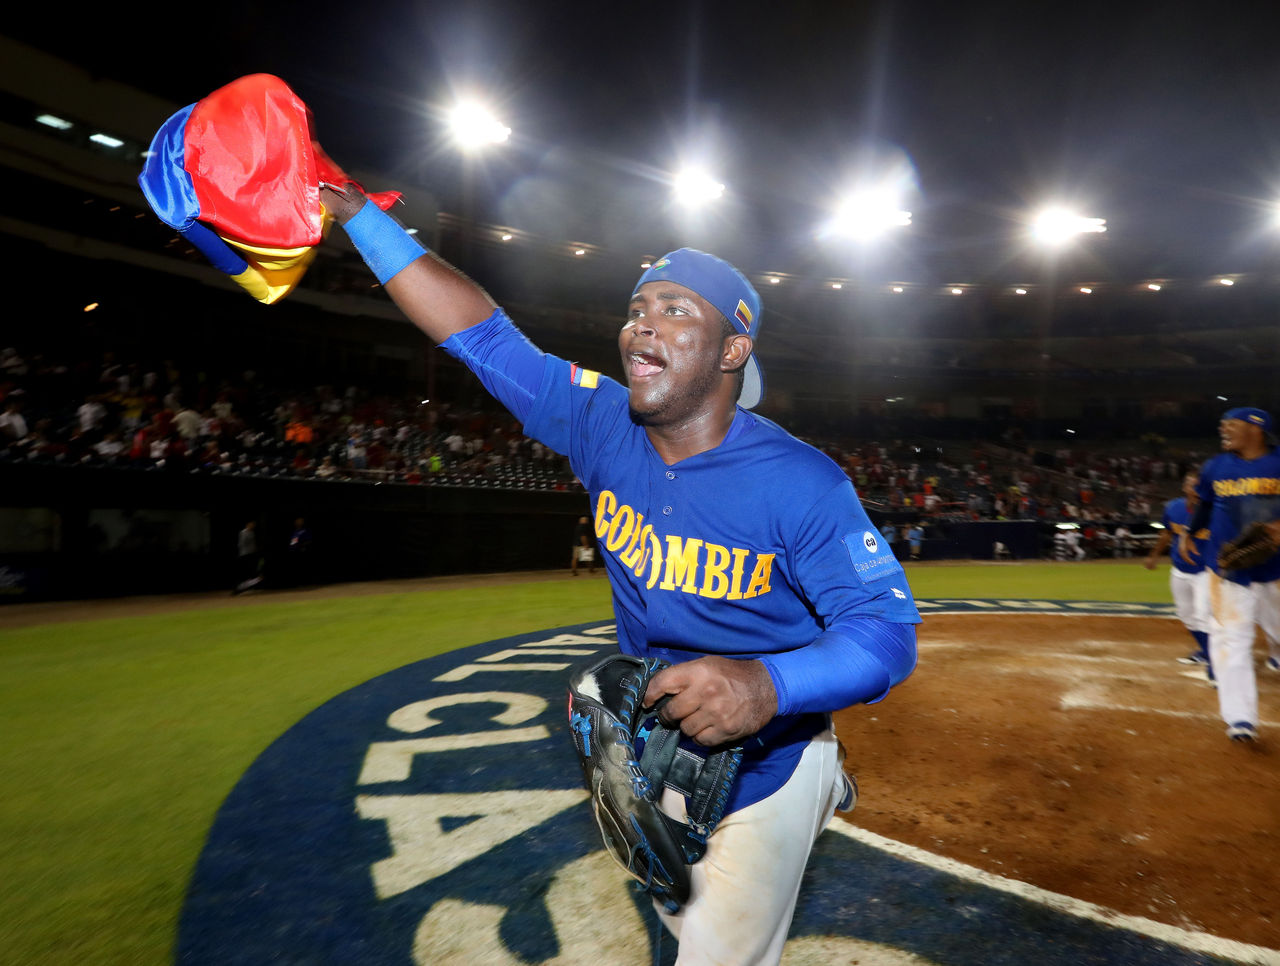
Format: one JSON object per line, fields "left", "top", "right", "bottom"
{"left": 834, "top": 613, "right": 1278, "bottom": 949}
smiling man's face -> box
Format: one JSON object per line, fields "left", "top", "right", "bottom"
{"left": 619, "top": 281, "right": 732, "bottom": 426}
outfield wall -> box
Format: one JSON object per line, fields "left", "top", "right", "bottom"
{"left": 0, "top": 464, "right": 1141, "bottom": 601}
{"left": 0, "top": 464, "right": 592, "bottom": 600}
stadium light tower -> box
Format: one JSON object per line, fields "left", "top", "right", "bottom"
{"left": 1030, "top": 207, "right": 1107, "bottom": 245}
{"left": 828, "top": 187, "right": 912, "bottom": 241}
{"left": 672, "top": 167, "right": 726, "bottom": 207}
{"left": 447, "top": 100, "right": 511, "bottom": 152}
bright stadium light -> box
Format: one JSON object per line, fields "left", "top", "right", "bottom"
{"left": 672, "top": 167, "right": 725, "bottom": 207}
{"left": 447, "top": 100, "right": 510, "bottom": 151}
{"left": 1031, "top": 207, "right": 1107, "bottom": 245}
{"left": 828, "top": 187, "right": 912, "bottom": 241}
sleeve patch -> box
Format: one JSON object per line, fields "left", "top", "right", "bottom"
{"left": 843, "top": 530, "right": 904, "bottom": 585}
{"left": 569, "top": 363, "right": 599, "bottom": 388}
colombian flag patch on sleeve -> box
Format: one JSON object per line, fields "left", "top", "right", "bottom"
{"left": 569, "top": 364, "right": 600, "bottom": 388}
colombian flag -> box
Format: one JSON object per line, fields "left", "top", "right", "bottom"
{"left": 138, "top": 74, "right": 400, "bottom": 304}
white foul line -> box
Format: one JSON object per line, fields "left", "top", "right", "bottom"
{"left": 828, "top": 822, "right": 1280, "bottom": 965}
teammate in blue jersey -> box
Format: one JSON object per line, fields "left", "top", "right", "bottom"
{"left": 1179, "top": 407, "right": 1280, "bottom": 743}
{"left": 1144, "top": 473, "right": 1211, "bottom": 673}
{"left": 320, "top": 183, "right": 920, "bottom": 963}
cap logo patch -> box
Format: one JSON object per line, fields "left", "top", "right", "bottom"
{"left": 734, "top": 299, "right": 753, "bottom": 329}
{"left": 653, "top": 258, "right": 670, "bottom": 270}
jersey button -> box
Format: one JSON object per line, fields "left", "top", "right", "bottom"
{"left": 662, "top": 506, "right": 673, "bottom": 515}
{"left": 665, "top": 471, "right": 676, "bottom": 480}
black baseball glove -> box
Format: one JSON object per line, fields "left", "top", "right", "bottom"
{"left": 566, "top": 653, "right": 742, "bottom": 912}
{"left": 1218, "top": 521, "right": 1280, "bottom": 572}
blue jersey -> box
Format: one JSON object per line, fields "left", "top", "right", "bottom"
{"left": 1194, "top": 448, "right": 1280, "bottom": 584}
{"left": 444, "top": 309, "right": 920, "bottom": 810}
{"left": 1160, "top": 497, "right": 1208, "bottom": 575}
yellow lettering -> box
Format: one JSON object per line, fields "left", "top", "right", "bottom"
{"left": 660, "top": 536, "right": 703, "bottom": 593}
{"left": 726, "top": 547, "right": 751, "bottom": 601}
{"left": 699, "top": 543, "right": 731, "bottom": 599}
{"left": 606, "top": 504, "right": 635, "bottom": 552}
{"left": 645, "top": 528, "right": 664, "bottom": 589}
{"left": 619, "top": 515, "right": 647, "bottom": 569}
{"left": 744, "top": 553, "right": 775, "bottom": 599}
{"left": 594, "top": 491, "right": 617, "bottom": 539}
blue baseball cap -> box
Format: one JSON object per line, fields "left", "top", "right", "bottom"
{"left": 632, "top": 248, "right": 765, "bottom": 409}
{"left": 1223, "top": 406, "right": 1273, "bottom": 433}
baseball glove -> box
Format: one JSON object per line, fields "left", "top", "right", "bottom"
{"left": 566, "top": 653, "right": 742, "bottom": 912}
{"left": 1218, "top": 521, "right": 1280, "bottom": 572}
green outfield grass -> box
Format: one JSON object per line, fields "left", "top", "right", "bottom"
{"left": 0, "top": 561, "right": 1171, "bottom": 965}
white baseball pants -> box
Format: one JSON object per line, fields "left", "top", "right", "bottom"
{"left": 656, "top": 728, "right": 845, "bottom": 966}
{"left": 1170, "top": 569, "right": 1210, "bottom": 634}
{"left": 1207, "top": 574, "right": 1280, "bottom": 727}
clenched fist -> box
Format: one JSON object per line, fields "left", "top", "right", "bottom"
{"left": 643, "top": 655, "right": 777, "bottom": 746}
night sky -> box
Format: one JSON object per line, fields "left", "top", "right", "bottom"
{"left": 11, "top": 0, "right": 1280, "bottom": 280}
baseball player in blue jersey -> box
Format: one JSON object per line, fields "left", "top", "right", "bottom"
{"left": 1144, "top": 473, "right": 1212, "bottom": 673}
{"left": 1178, "top": 407, "right": 1280, "bottom": 743}
{"left": 320, "top": 183, "right": 920, "bottom": 963}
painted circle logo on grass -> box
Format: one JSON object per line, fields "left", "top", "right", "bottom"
{"left": 177, "top": 614, "right": 1232, "bottom": 966}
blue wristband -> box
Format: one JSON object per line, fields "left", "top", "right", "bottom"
{"left": 341, "top": 200, "right": 428, "bottom": 285}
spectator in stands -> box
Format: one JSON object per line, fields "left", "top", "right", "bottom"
{"left": 0, "top": 396, "right": 28, "bottom": 443}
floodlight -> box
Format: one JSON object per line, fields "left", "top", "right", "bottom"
{"left": 950, "top": 287, "right": 963, "bottom": 296}
{"left": 831, "top": 282, "right": 843, "bottom": 290}
{"left": 500, "top": 232, "right": 513, "bottom": 241}
{"left": 1079, "top": 287, "right": 1093, "bottom": 294}
{"left": 89, "top": 133, "right": 124, "bottom": 148}
{"left": 829, "top": 188, "right": 912, "bottom": 240}
{"left": 1014, "top": 287, "right": 1028, "bottom": 295}
{"left": 1147, "top": 283, "right": 1162, "bottom": 291}
{"left": 36, "top": 114, "right": 72, "bottom": 130}
{"left": 672, "top": 168, "right": 725, "bottom": 206}
{"left": 769, "top": 277, "right": 781, "bottom": 284}
{"left": 1218, "top": 277, "right": 1235, "bottom": 286}
{"left": 1031, "top": 207, "right": 1107, "bottom": 244}
{"left": 891, "top": 285, "right": 905, "bottom": 293}
{"left": 448, "top": 101, "right": 510, "bottom": 151}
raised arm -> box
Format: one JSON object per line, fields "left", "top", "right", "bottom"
{"left": 320, "top": 184, "right": 496, "bottom": 344}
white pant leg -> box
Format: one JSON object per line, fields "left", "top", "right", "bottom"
{"left": 1253, "top": 580, "right": 1280, "bottom": 658}
{"left": 657, "top": 729, "right": 843, "bottom": 966}
{"left": 1208, "top": 573, "right": 1260, "bottom": 727}
{"left": 1170, "top": 569, "right": 1210, "bottom": 634}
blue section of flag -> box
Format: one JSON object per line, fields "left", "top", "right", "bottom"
{"left": 137, "top": 103, "right": 200, "bottom": 230}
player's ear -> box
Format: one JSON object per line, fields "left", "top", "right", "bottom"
{"left": 721, "top": 334, "right": 753, "bottom": 373}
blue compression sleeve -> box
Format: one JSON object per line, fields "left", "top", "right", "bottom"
{"left": 341, "top": 200, "right": 428, "bottom": 284}
{"left": 440, "top": 309, "right": 547, "bottom": 424}
{"left": 760, "top": 619, "right": 917, "bottom": 715}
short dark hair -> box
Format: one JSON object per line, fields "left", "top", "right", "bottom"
{"left": 720, "top": 315, "right": 747, "bottom": 400}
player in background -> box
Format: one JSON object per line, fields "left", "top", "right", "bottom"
{"left": 1178, "top": 408, "right": 1280, "bottom": 743}
{"left": 318, "top": 181, "right": 919, "bottom": 964}
{"left": 1144, "top": 472, "right": 1212, "bottom": 678}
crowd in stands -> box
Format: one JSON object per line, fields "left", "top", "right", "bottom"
{"left": 0, "top": 345, "right": 581, "bottom": 491}
{"left": 0, "top": 342, "right": 1206, "bottom": 542}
